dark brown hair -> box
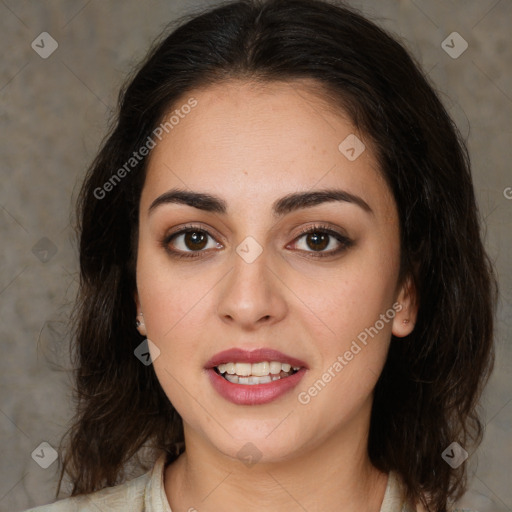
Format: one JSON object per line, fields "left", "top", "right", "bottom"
{"left": 57, "top": 1, "right": 498, "bottom": 510}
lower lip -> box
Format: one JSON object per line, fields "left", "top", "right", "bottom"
{"left": 206, "top": 368, "right": 307, "bottom": 405}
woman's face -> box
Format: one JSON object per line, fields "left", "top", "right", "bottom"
{"left": 135, "top": 80, "right": 415, "bottom": 464}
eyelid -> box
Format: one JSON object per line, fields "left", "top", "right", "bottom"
{"left": 164, "top": 223, "right": 223, "bottom": 242}
{"left": 288, "top": 223, "right": 353, "bottom": 258}
{"left": 161, "top": 223, "right": 223, "bottom": 258}
{"left": 161, "top": 222, "right": 352, "bottom": 259}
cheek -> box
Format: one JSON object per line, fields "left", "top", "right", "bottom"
{"left": 296, "top": 274, "right": 394, "bottom": 420}
{"left": 135, "top": 246, "right": 210, "bottom": 358}
{"left": 136, "top": 259, "right": 211, "bottom": 409}
{"left": 293, "top": 242, "right": 398, "bottom": 410}
{"left": 300, "top": 248, "right": 398, "bottom": 346}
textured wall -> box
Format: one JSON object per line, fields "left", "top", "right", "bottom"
{"left": 0, "top": 1, "right": 510, "bottom": 511}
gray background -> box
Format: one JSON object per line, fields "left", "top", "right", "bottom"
{"left": 0, "top": 1, "right": 510, "bottom": 511}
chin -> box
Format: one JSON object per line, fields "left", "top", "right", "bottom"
{"left": 199, "top": 416, "right": 311, "bottom": 466}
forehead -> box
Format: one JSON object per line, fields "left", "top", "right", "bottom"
{"left": 141, "top": 79, "right": 395, "bottom": 221}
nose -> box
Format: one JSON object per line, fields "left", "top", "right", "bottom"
{"left": 216, "top": 247, "right": 288, "bottom": 330}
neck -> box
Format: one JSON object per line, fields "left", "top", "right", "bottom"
{"left": 164, "top": 413, "right": 389, "bottom": 511}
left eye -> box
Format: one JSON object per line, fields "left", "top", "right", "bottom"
{"left": 289, "top": 226, "right": 352, "bottom": 257}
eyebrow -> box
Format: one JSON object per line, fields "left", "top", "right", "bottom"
{"left": 148, "top": 187, "right": 373, "bottom": 217}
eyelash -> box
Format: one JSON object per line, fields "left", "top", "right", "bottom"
{"left": 161, "top": 223, "right": 353, "bottom": 260}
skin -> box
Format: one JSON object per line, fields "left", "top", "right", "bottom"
{"left": 135, "top": 79, "right": 418, "bottom": 512}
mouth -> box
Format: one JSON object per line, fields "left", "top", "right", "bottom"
{"left": 205, "top": 348, "right": 308, "bottom": 405}
{"left": 213, "top": 361, "right": 301, "bottom": 385}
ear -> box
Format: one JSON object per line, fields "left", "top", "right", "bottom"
{"left": 134, "top": 290, "right": 147, "bottom": 336}
{"left": 392, "top": 274, "right": 418, "bottom": 338}
{"left": 134, "top": 290, "right": 141, "bottom": 313}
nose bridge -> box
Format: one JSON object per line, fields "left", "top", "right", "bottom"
{"left": 216, "top": 235, "right": 286, "bottom": 327}
{"left": 230, "top": 237, "right": 272, "bottom": 303}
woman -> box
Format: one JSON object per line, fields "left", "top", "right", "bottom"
{"left": 26, "top": 0, "right": 497, "bottom": 510}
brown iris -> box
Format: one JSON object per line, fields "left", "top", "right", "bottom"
{"left": 305, "top": 232, "right": 329, "bottom": 251}
{"left": 184, "top": 231, "right": 208, "bottom": 251}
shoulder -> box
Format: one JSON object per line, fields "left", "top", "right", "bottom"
{"left": 415, "top": 504, "right": 479, "bottom": 512}
{"left": 23, "top": 468, "right": 150, "bottom": 512}
{"left": 387, "top": 473, "right": 479, "bottom": 512}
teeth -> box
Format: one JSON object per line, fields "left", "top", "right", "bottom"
{"left": 215, "top": 361, "right": 302, "bottom": 378}
{"left": 235, "top": 362, "right": 252, "bottom": 376}
{"left": 225, "top": 374, "right": 239, "bottom": 384}
{"left": 270, "top": 361, "right": 282, "bottom": 374}
{"left": 251, "top": 362, "right": 270, "bottom": 376}
{"left": 238, "top": 375, "right": 273, "bottom": 385}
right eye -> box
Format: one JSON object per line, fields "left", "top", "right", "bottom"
{"left": 162, "top": 225, "right": 223, "bottom": 259}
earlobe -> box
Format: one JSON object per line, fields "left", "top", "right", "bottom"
{"left": 134, "top": 291, "right": 147, "bottom": 336}
{"left": 392, "top": 275, "right": 418, "bottom": 338}
{"left": 136, "top": 312, "right": 147, "bottom": 336}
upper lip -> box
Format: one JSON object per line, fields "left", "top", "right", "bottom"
{"left": 205, "top": 348, "right": 308, "bottom": 369}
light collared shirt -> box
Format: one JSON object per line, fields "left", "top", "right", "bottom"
{"left": 24, "top": 453, "right": 470, "bottom": 512}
